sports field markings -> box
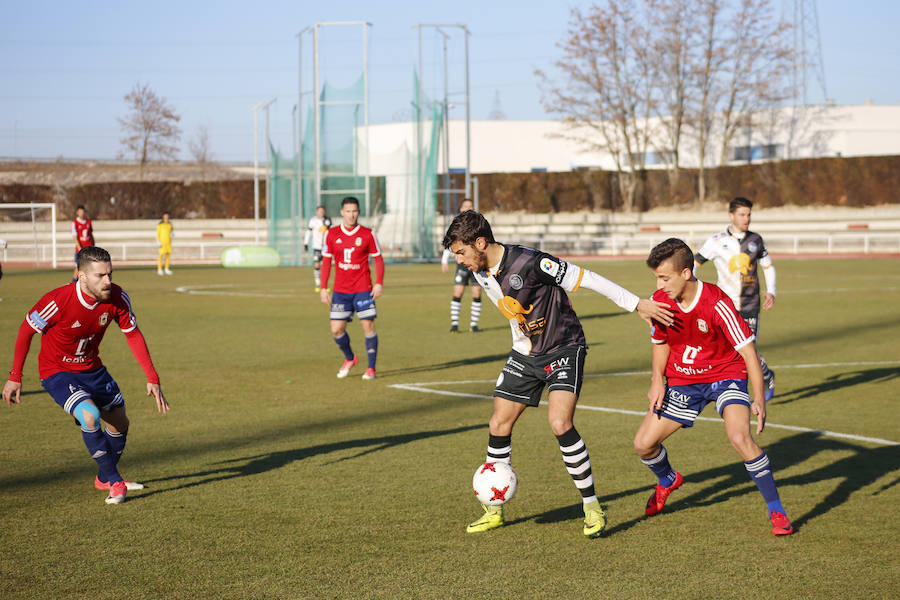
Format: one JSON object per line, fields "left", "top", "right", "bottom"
{"left": 175, "top": 283, "right": 298, "bottom": 298}
{"left": 389, "top": 359, "right": 900, "bottom": 447}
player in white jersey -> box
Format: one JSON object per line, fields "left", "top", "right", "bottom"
{"left": 694, "top": 197, "right": 777, "bottom": 401}
{"left": 304, "top": 205, "right": 332, "bottom": 292}
{"left": 441, "top": 199, "right": 482, "bottom": 332}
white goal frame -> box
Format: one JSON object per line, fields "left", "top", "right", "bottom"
{"left": 0, "top": 202, "right": 58, "bottom": 268}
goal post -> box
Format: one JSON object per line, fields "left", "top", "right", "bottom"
{"left": 0, "top": 203, "right": 58, "bottom": 268}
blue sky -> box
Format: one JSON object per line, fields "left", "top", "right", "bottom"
{"left": 2, "top": 0, "right": 898, "bottom": 162}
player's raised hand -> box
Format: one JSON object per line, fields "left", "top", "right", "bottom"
{"left": 147, "top": 382, "right": 169, "bottom": 414}
{"left": 320, "top": 288, "right": 331, "bottom": 305}
{"left": 371, "top": 283, "right": 383, "bottom": 300}
{"left": 636, "top": 298, "right": 674, "bottom": 326}
{"left": 752, "top": 399, "right": 766, "bottom": 434}
{"left": 3, "top": 380, "right": 22, "bottom": 406}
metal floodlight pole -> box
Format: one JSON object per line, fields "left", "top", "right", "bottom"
{"left": 435, "top": 27, "right": 450, "bottom": 216}
{"left": 312, "top": 21, "right": 371, "bottom": 223}
{"left": 297, "top": 27, "right": 311, "bottom": 222}
{"left": 463, "top": 26, "right": 471, "bottom": 200}
{"left": 252, "top": 100, "right": 265, "bottom": 244}
{"left": 363, "top": 22, "right": 370, "bottom": 218}
{"left": 292, "top": 102, "right": 299, "bottom": 261}
{"left": 414, "top": 23, "right": 472, "bottom": 212}
{"left": 253, "top": 98, "right": 276, "bottom": 244}
{"left": 313, "top": 25, "right": 321, "bottom": 216}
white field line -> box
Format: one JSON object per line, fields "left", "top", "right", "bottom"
{"left": 389, "top": 359, "right": 900, "bottom": 446}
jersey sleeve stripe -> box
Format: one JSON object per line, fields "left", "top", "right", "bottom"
{"left": 571, "top": 267, "right": 585, "bottom": 292}
{"left": 714, "top": 300, "right": 750, "bottom": 346}
{"left": 369, "top": 232, "right": 382, "bottom": 257}
{"left": 39, "top": 302, "right": 59, "bottom": 319}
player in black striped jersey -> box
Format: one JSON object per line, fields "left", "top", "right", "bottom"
{"left": 443, "top": 210, "right": 674, "bottom": 537}
{"left": 694, "top": 197, "right": 777, "bottom": 401}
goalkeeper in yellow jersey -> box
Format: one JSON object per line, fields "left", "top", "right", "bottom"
{"left": 156, "top": 211, "right": 173, "bottom": 275}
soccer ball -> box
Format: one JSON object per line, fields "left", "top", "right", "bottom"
{"left": 472, "top": 461, "right": 518, "bottom": 506}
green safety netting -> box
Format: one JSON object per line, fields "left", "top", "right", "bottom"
{"left": 268, "top": 70, "right": 443, "bottom": 265}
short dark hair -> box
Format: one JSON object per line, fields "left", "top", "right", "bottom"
{"left": 442, "top": 210, "right": 495, "bottom": 249}
{"left": 647, "top": 238, "right": 694, "bottom": 271}
{"left": 77, "top": 246, "right": 111, "bottom": 270}
{"left": 76, "top": 205, "right": 86, "bottom": 211}
{"left": 729, "top": 197, "right": 753, "bottom": 212}
{"left": 341, "top": 196, "right": 359, "bottom": 208}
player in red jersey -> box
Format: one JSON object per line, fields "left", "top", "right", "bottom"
{"left": 72, "top": 205, "right": 95, "bottom": 281}
{"left": 633, "top": 238, "right": 793, "bottom": 535}
{"left": 319, "top": 196, "right": 385, "bottom": 380}
{"left": 2, "top": 246, "right": 169, "bottom": 504}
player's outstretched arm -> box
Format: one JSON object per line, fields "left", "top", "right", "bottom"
{"left": 6, "top": 320, "right": 38, "bottom": 406}
{"left": 147, "top": 382, "right": 169, "bottom": 414}
{"left": 738, "top": 342, "right": 766, "bottom": 434}
{"left": 563, "top": 265, "right": 674, "bottom": 326}
{"left": 3, "top": 380, "right": 22, "bottom": 406}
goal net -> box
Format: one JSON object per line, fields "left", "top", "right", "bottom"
{"left": 0, "top": 203, "right": 59, "bottom": 268}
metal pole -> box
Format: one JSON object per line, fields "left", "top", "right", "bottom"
{"left": 252, "top": 100, "right": 264, "bottom": 243}
{"left": 297, "top": 29, "right": 308, "bottom": 217}
{"left": 417, "top": 25, "right": 424, "bottom": 254}
{"left": 438, "top": 28, "right": 450, "bottom": 216}
{"left": 314, "top": 25, "right": 321, "bottom": 222}
{"left": 463, "top": 26, "right": 471, "bottom": 200}
{"left": 51, "top": 203, "right": 57, "bottom": 268}
{"left": 292, "top": 103, "right": 298, "bottom": 264}
{"left": 363, "top": 22, "right": 370, "bottom": 218}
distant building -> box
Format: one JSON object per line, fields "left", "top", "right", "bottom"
{"left": 364, "top": 104, "right": 900, "bottom": 175}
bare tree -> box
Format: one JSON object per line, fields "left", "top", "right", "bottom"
{"left": 648, "top": 0, "right": 696, "bottom": 188}
{"left": 188, "top": 124, "right": 213, "bottom": 164}
{"left": 539, "top": 0, "right": 657, "bottom": 211}
{"left": 715, "top": 0, "right": 793, "bottom": 166}
{"left": 117, "top": 83, "right": 182, "bottom": 168}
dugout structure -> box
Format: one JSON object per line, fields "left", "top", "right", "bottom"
{"left": 267, "top": 22, "right": 447, "bottom": 265}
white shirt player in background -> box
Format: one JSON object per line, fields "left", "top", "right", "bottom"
{"left": 694, "top": 197, "right": 777, "bottom": 401}
{"left": 441, "top": 199, "right": 483, "bottom": 333}
{"left": 304, "top": 205, "right": 332, "bottom": 292}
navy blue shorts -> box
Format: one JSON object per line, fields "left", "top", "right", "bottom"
{"left": 330, "top": 291, "right": 377, "bottom": 321}
{"left": 41, "top": 366, "right": 124, "bottom": 416}
{"left": 654, "top": 379, "right": 750, "bottom": 427}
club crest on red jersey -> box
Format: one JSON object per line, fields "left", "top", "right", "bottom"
{"left": 355, "top": 237, "right": 362, "bottom": 247}
{"left": 697, "top": 319, "right": 708, "bottom": 333}
{"left": 99, "top": 313, "right": 109, "bottom": 326}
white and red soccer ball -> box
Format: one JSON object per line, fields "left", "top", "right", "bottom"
{"left": 472, "top": 461, "right": 518, "bottom": 506}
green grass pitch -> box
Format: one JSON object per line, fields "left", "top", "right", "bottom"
{"left": 1, "top": 258, "right": 898, "bottom": 599}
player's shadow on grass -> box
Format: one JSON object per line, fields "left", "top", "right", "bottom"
{"left": 506, "top": 431, "right": 900, "bottom": 536}
{"left": 134, "top": 423, "right": 487, "bottom": 500}
{"left": 375, "top": 352, "right": 511, "bottom": 377}
{"left": 469, "top": 311, "right": 623, "bottom": 334}
{"left": 774, "top": 367, "right": 900, "bottom": 405}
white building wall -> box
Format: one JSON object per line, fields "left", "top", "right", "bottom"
{"left": 363, "top": 104, "right": 900, "bottom": 176}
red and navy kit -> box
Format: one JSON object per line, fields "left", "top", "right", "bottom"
{"left": 8, "top": 282, "right": 158, "bottom": 384}
{"left": 320, "top": 224, "right": 384, "bottom": 293}
{"left": 72, "top": 218, "right": 94, "bottom": 249}
{"left": 650, "top": 281, "right": 754, "bottom": 386}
